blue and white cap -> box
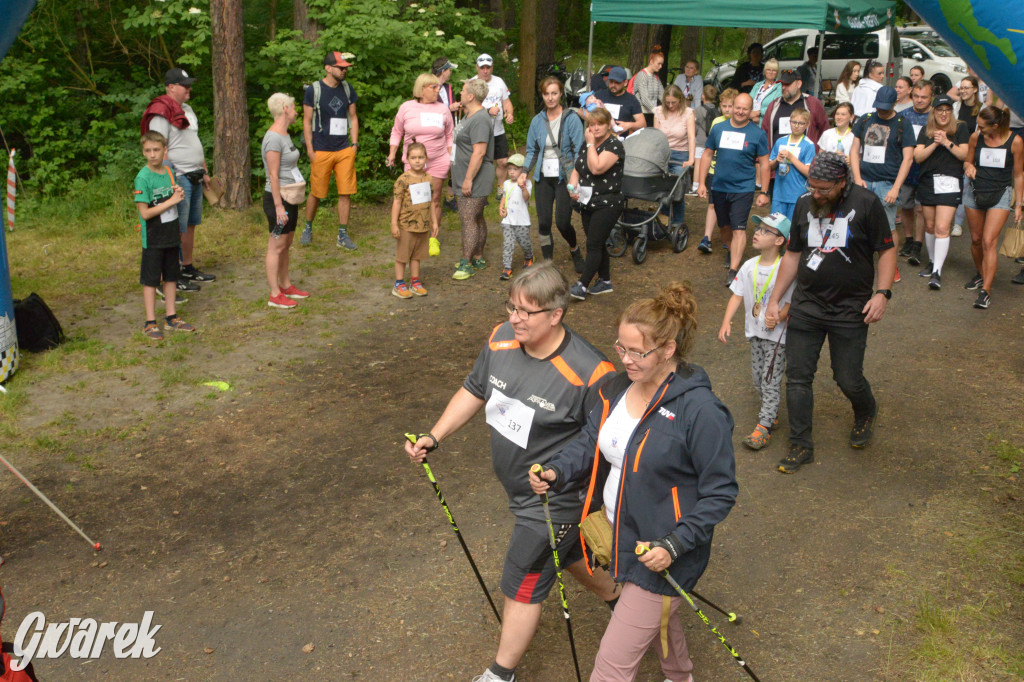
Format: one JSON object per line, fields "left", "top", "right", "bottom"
{"left": 750, "top": 212, "right": 792, "bottom": 240}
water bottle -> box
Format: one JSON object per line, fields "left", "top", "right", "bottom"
{"left": 837, "top": 137, "right": 844, "bottom": 155}
{"left": 778, "top": 147, "right": 790, "bottom": 175}
{"left": 272, "top": 214, "right": 286, "bottom": 238}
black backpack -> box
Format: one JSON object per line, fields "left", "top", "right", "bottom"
{"left": 13, "top": 293, "right": 64, "bottom": 352}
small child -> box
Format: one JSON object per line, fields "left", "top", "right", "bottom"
{"left": 698, "top": 88, "right": 738, "bottom": 255}
{"left": 134, "top": 131, "right": 195, "bottom": 341}
{"left": 498, "top": 153, "right": 534, "bottom": 281}
{"left": 768, "top": 108, "right": 816, "bottom": 222}
{"left": 717, "top": 213, "right": 794, "bottom": 451}
{"left": 391, "top": 142, "right": 438, "bottom": 298}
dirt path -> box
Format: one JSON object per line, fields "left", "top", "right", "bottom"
{"left": 1, "top": 200, "right": 1022, "bottom": 680}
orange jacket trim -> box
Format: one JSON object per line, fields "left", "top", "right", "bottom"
{"left": 550, "top": 355, "right": 584, "bottom": 386}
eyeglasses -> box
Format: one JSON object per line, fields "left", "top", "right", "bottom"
{"left": 426, "top": 84, "right": 440, "bottom": 90}
{"left": 789, "top": 120, "right": 808, "bottom": 126}
{"left": 754, "top": 226, "right": 782, "bottom": 237}
{"left": 809, "top": 181, "right": 840, "bottom": 196}
{"left": 505, "top": 301, "right": 551, "bottom": 319}
{"left": 613, "top": 342, "right": 664, "bottom": 361}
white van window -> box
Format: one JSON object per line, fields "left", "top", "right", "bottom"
{"left": 823, "top": 34, "right": 880, "bottom": 60}
{"left": 766, "top": 37, "right": 806, "bottom": 62}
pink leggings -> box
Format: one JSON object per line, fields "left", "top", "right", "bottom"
{"left": 590, "top": 582, "right": 693, "bottom": 682}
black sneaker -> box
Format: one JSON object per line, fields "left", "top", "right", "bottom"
{"left": 1012, "top": 268, "right": 1024, "bottom": 285}
{"left": 725, "top": 269, "right": 737, "bottom": 287}
{"left": 898, "top": 240, "right": 914, "bottom": 258}
{"left": 155, "top": 287, "right": 186, "bottom": 304}
{"left": 918, "top": 262, "right": 933, "bottom": 277}
{"left": 177, "top": 279, "right": 201, "bottom": 292}
{"left": 180, "top": 265, "right": 216, "bottom": 282}
{"left": 928, "top": 272, "right": 941, "bottom": 290}
{"left": 849, "top": 405, "right": 877, "bottom": 448}
{"left": 1015, "top": 256, "right": 1024, "bottom": 264}
{"left": 570, "top": 248, "right": 585, "bottom": 274}
{"left": 973, "top": 289, "right": 991, "bottom": 309}
{"left": 907, "top": 243, "right": 922, "bottom": 266}
{"left": 964, "top": 273, "right": 983, "bottom": 290}
{"left": 778, "top": 445, "right": 814, "bottom": 474}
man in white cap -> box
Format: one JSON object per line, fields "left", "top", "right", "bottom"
{"left": 472, "top": 53, "right": 514, "bottom": 191}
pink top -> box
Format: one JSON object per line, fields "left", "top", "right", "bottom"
{"left": 389, "top": 99, "right": 455, "bottom": 178}
{"left": 653, "top": 106, "right": 694, "bottom": 153}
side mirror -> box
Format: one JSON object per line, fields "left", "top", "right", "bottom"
{"left": 912, "top": 53, "right": 924, "bottom": 61}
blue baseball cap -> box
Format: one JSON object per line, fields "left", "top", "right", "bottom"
{"left": 751, "top": 212, "right": 792, "bottom": 240}
{"left": 607, "top": 66, "right": 628, "bottom": 82}
{"left": 873, "top": 86, "right": 897, "bottom": 109}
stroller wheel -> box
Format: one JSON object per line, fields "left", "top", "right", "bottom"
{"left": 672, "top": 225, "right": 689, "bottom": 253}
{"left": 607, "top": 227, "right": 628, "bottom": 257}
{"left": 632, "top": 238, "right": 648, "bottom": 264}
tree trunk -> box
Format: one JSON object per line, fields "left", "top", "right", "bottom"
{"left": 489, "top": 0, "right": 505, "bottom": 31}
{"left": 653, "top": 24, "right": 672, "bottom": 83}
{"left": 519, "top": 0, "right": 537, "bottom": 112}
{"left": 678, "top": 26, "right": 700, "bottom": 69}
{"left": 268, "top": 0, "right": 278, "bottom": 41}
{"left": 741, "top": 27, "right": 760, "bottom": 59}
{"left": 627, "top": 24, "right": 648, "bottom": 73}
{"left": 211, "top": 0, "right": 251, "bottom": 210}
{"left": 293, "top": 0, "right": 320, "bottom": 42}
{"left": 536, "top": 0, "right": 557, "bottom": 66}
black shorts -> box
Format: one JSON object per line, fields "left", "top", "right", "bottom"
{"left": 711, "top": 190, "right": 755, "bottom": 229}
{"left": 915, "top": 178, "right": 962, "bottom": 208}
{"left": 494, "top": 133, "right": 510, "bottom": 161}
{"left": 262, "top": 192, "right": 299, "bottom": 234}
{"left": 500, "top": 518, "right": 583, "bottom": 604}
{"left": 140, "top": 246, "right": 180, "bottom": 287}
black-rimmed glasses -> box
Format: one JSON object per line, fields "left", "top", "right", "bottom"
{"left": 505, "top": 301, "right": 551, "bottom": 319}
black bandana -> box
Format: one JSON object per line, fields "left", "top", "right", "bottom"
{"left": 808, "top": 151, "right": 850, "bottom": 182}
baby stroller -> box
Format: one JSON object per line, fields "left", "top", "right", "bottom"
{"left": 607, "top": 128, "right": 690, "bottom": 264}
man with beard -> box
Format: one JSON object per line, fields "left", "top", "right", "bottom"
{"left": 592, "top": 66, "right": 646, "bottom": 135}
{"left": 765, "top": 152, "right": 896, "bottom": 474}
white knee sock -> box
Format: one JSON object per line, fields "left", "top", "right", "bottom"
{"left": 925, "top": 232, "right": 936, "bottom": 263}
{"left": 933, "top": 236, "right": 950, "bottom": 275}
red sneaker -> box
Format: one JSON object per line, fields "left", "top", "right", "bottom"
{"left": 268, "top": 292, "right": 298, "bottom": 308}
{"left": 893, "top": 266, "right": 902, "bottom": 284}
{"left": 281, "top": 284, "right": 309, "bottom": 299}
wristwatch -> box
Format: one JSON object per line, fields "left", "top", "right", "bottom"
{"left": 875, "top": 289, "right": 892, "bottom": 300}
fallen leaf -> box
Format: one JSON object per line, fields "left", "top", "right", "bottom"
{"left": 204, "top": 648, "right": 215, "bottom": 654}
{"left": 302, "top": 643, "right": 315, "bottom": 654}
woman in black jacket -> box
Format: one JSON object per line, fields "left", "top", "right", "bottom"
{"left": 530, "top": 282, "right": 737, "bottom": 682}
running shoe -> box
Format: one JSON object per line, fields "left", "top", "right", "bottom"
{"left": 178, "top": 279, "right": 201, "bottom": 292}
{"left": 973, "top": 289, "right": 990, "bottom": 309}
{"left": 589, "top": 280, "right": 613, "bottom": 295}
{"left": 471, "top": 257, "right": 488, "bottom": 270}
{"left": 409, "top": 280, "right": 428, "bottom": 296}
{"left": 180, "top": 265, "right": 216, "bottom": 282}
{"left": 918, "top": 262, "right": 933, "bottom": 277}
{"left": 964, "top": 273, "right": 983, "bottom": 290}
{"left": 742, "top": 424, "right": 771, "bottom": 450}
{"left": 392, "top": 282, "right": 412, "bottom": 299}
{"left": 452, "top": 259, "right": 475, "bottom": 280}
{"left": 725, "top": 268, "right": 738, "bottom": 287}
{"left": 336, "top": 230, "right": 357, "bottom": 250}
{"left": 155, "top": 287, "right": 187, "bottom": 304}
{"left": 299, "top": 224, "right": 313, "bottom": 245}
{"left": 697, "top": 236, "right": 713, "bottom": 254}
{"left": 268, "top": 292, "right": 297, "bottom": 308}
{"left": 928, "top": 272, "right": 941, "bottom": 290}
{"left": 893, "top": 266, "right": 902, "bottom": 283}
{"left": 1016, "top": 256, "right": 1024, "bottom": 265}
{"left": 281, "top": 284, "right": 309, "bottom": 299}
{"left": 778, "top": 445, "right": 814, "bottom": 474}
{"left": 472, "top": 670, "right": 515, "bottom": 682}
{"left": 499, "top": 268, "right": 512, "bottom": 281}
{"left": 907, "top": 243, "right": 923, "bottom": 266}
{"left": 164, "top": 316, "right": 196, "bottom": 332}
{"left": 951, "top": 223, "right": 963, "bottom": 237}
{"left": 571, "top": 248, "right": 585, "bottom": 273}
{"left": 143, "top": 322, "right": 163, "bottom": 341}
{"left": 569, "top": 282, "right": 587, "bottom": 301}
{"left": 1012, "top": 268, "right": 1024, "bottom": 285}
{"left": 849, "top": 405, "right": 878, "bottom": 448}
{"left": 523, "top": 258, "right": 534, "bottom": 268}
{"left": 898, "top": 240, "right": 914, "bottom": 258}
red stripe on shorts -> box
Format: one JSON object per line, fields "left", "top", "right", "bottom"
{"left": 515, "top": 572, "right": 541, "bottom": 603}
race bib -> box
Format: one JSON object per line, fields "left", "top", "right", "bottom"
{"left": 912, "top": 124, "right": 923, "bottom": 141}
{"left": 778, "top": 117, "right": 792, "bottom": 134}
{"left": 160, "top": 205, "right": 178, "bottom": 223}
{"left": 604, "top": 103, "right": 622, "bottom": 120}
{"left": 979, "top": 148, "right": 1007, "bottom": 168}
{"left": 420, "top": 112, "right": 444, "bottom": 129}
{"left": 720, "top": 131, "right": 745, "bottom": 151}
{"left": 485, "top": 388, "right": 535, "bottom": 449}
{"left": 933, "top": 174, "right": 960, "bottom": 194}
{"left": 863, "top": 145, "right": 885, "bottom": 164}
{"left": 329, "top": 117, "right": 348, "bottom": 136}
{"left": 807, "top": 216, "right": 850, "bottom": 248}
{"left": 291, "top": 168, "right": 305, "bottom": 183}
{"left": 409, "top": 181, "right": 432, "bottom": 205}
{"left": 806, "top": 251, "right": 824, "bottom": 271}
{"left": 577, "top": 185, "right": 594, "bottom": 205}
{"left": 542, "top": 158, "right": 560, "bottom": 177}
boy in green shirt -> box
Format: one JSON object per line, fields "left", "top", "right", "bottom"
{"left": 134, "top": 132, "right": 196, "bottom": 340}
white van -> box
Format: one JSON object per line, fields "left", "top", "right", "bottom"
{"left": 898, "top": 33, "right": 967, "bottom": 93}
{"left": 707, "top": 27, "right": 903, "bottom": 95}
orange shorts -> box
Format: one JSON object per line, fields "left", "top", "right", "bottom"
{"left": 310, "top": 147, "right": 357, "bottom": 198}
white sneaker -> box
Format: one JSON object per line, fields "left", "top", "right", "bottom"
{"left": 951, "top": 223, "right": 963, "bottom": 237}
{"left": 473, "top": 671, "right": 515, "bottom": 682}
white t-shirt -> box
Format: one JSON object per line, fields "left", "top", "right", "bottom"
{"left": 817, "top": 127, "right": 855, "bottom": 155}
{"left": 598, "top": 388, "right": 642, "bottom": 522}
{"left": 851, "top": 79, "right": 883, "bottom": 119}
{"left": 729, "top": 254, "right": 795, "bottom": 343}
{"left": 501, "top": 178, "right": 532, "bottom": 227}
{"left": 148, "top": 103, "right": 205, "bottom": 173}
{"left": 474, "top": 75, "right": 511, "bottom": 136}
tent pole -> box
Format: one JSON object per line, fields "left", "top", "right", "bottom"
{"left": 816, "top": 30, "right": 824, "bottom": 99}
{"left": 587, "top": 19, "right": 594, "bottom": 80}
{"left": 699, "top": 27, "right": 705, "bottom": 75}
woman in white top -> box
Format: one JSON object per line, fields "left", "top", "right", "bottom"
{"left": 634, "top": 46, "right": 666, "bottom": 127}
{"left": 654, "top": 85, "right": 696, "bottom": 224}
{"left": 817, "top": 103, "right": 855, "bottom": 159}
{"left": 833, "top": 60, "right": 860, "bottom": 104}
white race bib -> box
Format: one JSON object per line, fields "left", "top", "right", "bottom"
{"left": 933, "top": 174, "right": 960, "bottom": 194}
{"left": 420, "top": 112, "right": 444, "bottom": 129}
{"left": 604, "top": 103, "right": 622, "bottom": 120}
{"left": 160, "top": 205, "right": 178, "bottom": 223}
{"left": 329, "top": 117, "right": 348, "bottom": 136}
{"left": 912, "top": 124, "right": 923, "bottom": 141}
{"left": 807, "top": 216, "right": 850, "bottom": 248}
{"left": 291, "top": 168, "right": 305, "bottom": 183}
{"left": 720, "top": 131, "right": 745, "bottom": 151}
{"left": 863, "top": 145, "right": 885, "bottom": 164}
{"left": 979, "top": 148, "right": 1007, "bottom": 168}
{"left": 778, "top": 117, "right": 792, "bottom": 134}
{"left": 806, "top": 251, "right": 824, "bottom": 271}
{"left": 542, "top": 158, "right": 561, "bottom": 177}
{"left": 484, "top": 388, "right": 535, "bottom": 449}
{"left": 577, "top": 185, "right": 594, "bottom": 205}
{"left": 409, "top": 181, "right": 432, "bottom": 205}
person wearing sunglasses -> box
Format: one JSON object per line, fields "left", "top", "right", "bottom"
{"left": 406, "top": 261, "right": 619, "bottom": 682}
{"left": 530, "top": 280, "right": 736, "bottom": 682}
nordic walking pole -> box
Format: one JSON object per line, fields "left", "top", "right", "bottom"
{"left": 531, "top": 464, "right": 582, "bottom": 682}
{"left": 636, "top": 545, "right": 759, "bottom": 681}
{"left": 404, "top": 433, "right": 501, "bottom": 625}
{"left": 690, "top": 589, "right": 741, "bottom": 624}
{"left": 0, "top": 452, "right": 101, "bottom": 551}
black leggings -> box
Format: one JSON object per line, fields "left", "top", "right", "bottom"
{"left": 534, "top": 176, "right": 577, "bottom": 251}
{"left": 580, "top": 204, "right": 622, "bottom": 286}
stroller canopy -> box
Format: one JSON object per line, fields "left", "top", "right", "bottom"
{"left": 623, "top": 128, "right": 671, "bottom": 178}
